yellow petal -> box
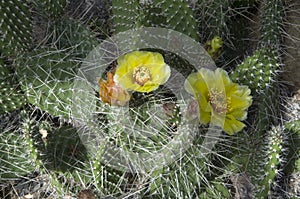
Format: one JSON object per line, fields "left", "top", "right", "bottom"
{"left": 223, "top": 115, "right": 246, "bottom": 135}
{"left": 148, "top": 64, "right": 171, "bottom": 84}
{"left": 143, "top": 51, "right": 165, "bottom": 66}
{"left": 115, "top": 73, "right": 139, "bottom": 91}
{"left": 184, "top": 72, "right": 209, "bottom": 96}
{"left": 199, "top": 109, "right": 211, "bottom": 124}
{"left": 135, "top": 81, "right": 159, "bottom": 92}
{"left": 115, "top": 51, "right": 170, "bottom": 93}
{"left": 229, "top": 110, "right": 248, "bottom": 121}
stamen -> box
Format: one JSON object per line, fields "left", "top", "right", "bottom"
{"left": 208, "top": 88, "right": 231, "bottom": 114}
{"left": 133, "top": 66, "right": 151, "bottom": 86}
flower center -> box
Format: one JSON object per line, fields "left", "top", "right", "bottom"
{"left": 208, "top": 88, "right": 231, "bottom": 114}
{"left": 133, "top": 66, "right": 151, "bottom": 86}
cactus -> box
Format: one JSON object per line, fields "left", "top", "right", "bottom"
{"left": 16, "top": 19, "right": 97, "bottom": 118}
{"left": 251, "top": 126, "right": 283, "bottom": 198}
{"left": 0, "top": 111, "right": 38, "bottom": 181}
{"left": 259, "top": 0, "right": 285, "bottom": 49}
{"left": 111, "top": 0, "right": 141, "bottom": 33}
{"left": 16, "top": 48, "right": 79, "bottom": 118}
{"left": 0, "top": 0, "right": 298, "bottom": 198}
{"left": 0, "top": 59, "right": 13, "bottom": 81}
{"left": 150, "top": 0, "right": 198, "bottom": 40}
{"left": 0, "top": 60, "right": 26, "bottom": 114}
{"left": 33, "top": 0, "right": 67, "bottom": 18}
{"left": 284, "top": 120, "right": 300, "bottom": 173}
{"left": 0, "top": 0, "right": 32, "bottom": 56}
{"left": 112, "top": 0, "right": 198, "bottom": 40}
{"left": 46, "top": 18, "right": 99, "bottom": 57}
{"left": 279, "top": 120, "right": 300, "bottom": 198}
{"left": 230, "top": 48, "right": 279, "bottom": 95}
{"left": 196, "top": 0, "right": 232, "bottom": 42}
{"left": 0, "top": 82, "right": 26, "bottom": 114}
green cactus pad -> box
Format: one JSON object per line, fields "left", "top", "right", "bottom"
{"left": 46, "top": 18, "right": 99, "bottom": 58}
{"left": 112, "top": 0, "right": 198, "bottom": 40}
{"left": 111, "top": 0, "right": 141, "bottom": 33}
{"left": 0, "top": 0, "right": 32, "bottom": 56}
{"left": 0, "top": 60, "right": 13, "bottom": 82}
{"left": 35, "top": 0, "right": 67, "bottom": 18}
{"left": 151, "top": 0, "right": 198, "bottom": 41}
{"left": 0, "top": 82, "right": 26, "bottom": 114}
{"left": 16, "top": 48, "right": 80, "bottom": 118}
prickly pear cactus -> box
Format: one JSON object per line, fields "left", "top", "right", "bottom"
{"left": 16, "top": 48, "right": 79, "bottom": 118}
{"left": 35, "top": 0, "right": 67, "bottom": 18}
{"left": 0, "top": 82, "right": 26, "bottom": 114}
{"left": 112, "top": 0, "right": 198, "bottom": 40}
{"left": 111, "top": 0, "right": 141, "bottom": 33}
{"left": 46, "top": 18, "right": 99, "bottom": 57}
{"left": 0, "top": 0, "right": 32, "bottom": 56}
{"left": 151, "top": 0, "right": 199, "bottom": 40}
{"left": 0, "top": 60, "right": 26, "bottom": 114}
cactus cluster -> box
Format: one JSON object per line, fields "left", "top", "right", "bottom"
{"left": 0, "top": 0, "right": 299, "bottom": 198}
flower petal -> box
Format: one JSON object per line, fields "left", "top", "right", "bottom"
{"left": 223, "top": 115, "right": 246, "bottom": 135}
{"left": 115, "top": 51, "right": 170, "bottom": 93}
{"left": 184, "top": 67, "right": 252, "bottom": 135}
{"left": 199, "top": 108, "right": 211, "bottom": 124}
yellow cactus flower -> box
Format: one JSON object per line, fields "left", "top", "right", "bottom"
{"left": 184, "top": 68, "right": 252, "bottom": 135}
{"left": 114, "top": 51, "right": 171, "bottom": 93}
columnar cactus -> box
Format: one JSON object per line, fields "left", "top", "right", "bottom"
{"left": 230, "top": 49, "right": 279, "bottom": 95}
{"left": 251, "top": 126, "right": 283, "bottom": 198}
{"left": 0, "top": 111, "right": 38, "bottom": 181}
{"left": 259, "top": 0, "right": 284, "bottom": 48}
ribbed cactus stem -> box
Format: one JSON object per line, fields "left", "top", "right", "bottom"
{"left": 230, "top": 49, "right": 279, "bottom": 95}
{"left": 254, "top": 126, "right": 283, "bottom": 198}
{"left": 197, "top": 0, "right": 232, "bottom": 40}
{"left": 259, "top": 0, "right": 285, "bottom": 49}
